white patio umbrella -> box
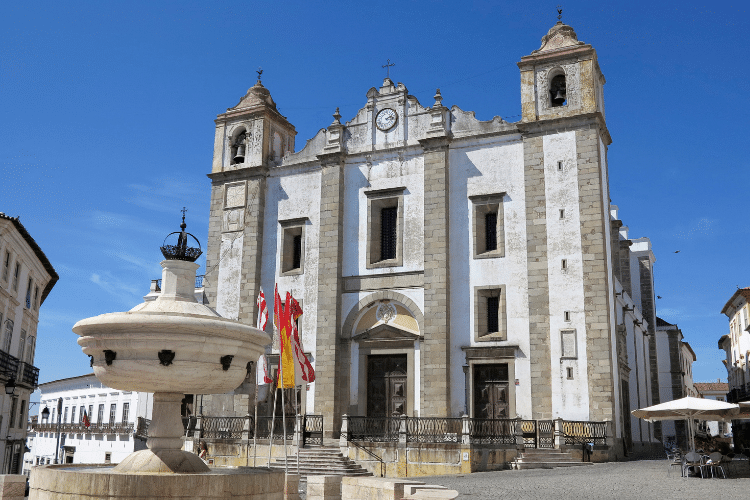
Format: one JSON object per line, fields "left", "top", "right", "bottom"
{"left": 632, "top": 397, "right": 742, "bottom": 452}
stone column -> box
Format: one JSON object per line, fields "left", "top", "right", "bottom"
{"left": 419, "top": 137, "right": 452, "bottom": 417}
{"left": 399, "top": 415, "right": 408, "bottom": 445}
{"left": 339, "top": 415, "right": 349, "bottom": 451}
{"left": 461, "top": 414, "right": 470, "bottom": 445}
{"left": 314, "top": 153, "right": 347, "bottom": 438}
{"left": 522, "top": 135, "right": 552, "bottom": 420}
{"left": 554, "top": 417, "right": 564, "bottom": 449}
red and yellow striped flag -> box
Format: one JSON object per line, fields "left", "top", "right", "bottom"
{"left": 274, "top": 286, "right": 296, "bottom": 388}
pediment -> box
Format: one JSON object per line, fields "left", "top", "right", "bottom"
{"left": 352, "top": 324, "right": 422, "bottom": 343}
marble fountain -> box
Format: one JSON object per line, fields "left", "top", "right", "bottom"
{"left": 29, "top": 219, "right": 284, "bottom": 499}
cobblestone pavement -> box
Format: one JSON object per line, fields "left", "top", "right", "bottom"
{"left": 422, "top": 460, "right": 750, "bottom": 500}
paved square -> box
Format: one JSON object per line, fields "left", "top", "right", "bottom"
{"left": 423, "top": 460, "right": 750, "bottom": 499}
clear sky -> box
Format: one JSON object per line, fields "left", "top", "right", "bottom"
{"left": 1, "top": 1, "right": 748, "bottom": 405}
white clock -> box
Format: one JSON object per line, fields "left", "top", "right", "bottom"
{"left": 376, "top": 108, "right": 398, "bottom": 131}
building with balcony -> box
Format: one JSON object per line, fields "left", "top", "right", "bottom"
{"left": 30, "top": 374, "right": 152, "bottom": 466}
{"left": 0, "top": 212, "right": 57, "bottom": 473}
{"left": 719, "top": 287, "right": 750, "bottom": 450}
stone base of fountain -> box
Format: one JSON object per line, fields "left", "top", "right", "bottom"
{"left": 113, "top": 449, "right": 210, "bottom": 473}
{"left": 29, "top": 464, "right": 285, "bottom": 500}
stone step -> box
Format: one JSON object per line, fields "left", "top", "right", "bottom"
{"left": 514, "top": 461, "right": 593, "bottom": 470}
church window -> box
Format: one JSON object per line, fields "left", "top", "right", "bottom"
{"left": 279, "top": 218, "right": 307, "bottom": 276}
{"left": 474, "top": 286, "right": 506, "bottom": 341}
{"left": 550, "top": 73, "right": 567, "bottom": 107}
{"left": 2, "top": 252, "right": 9, "bottom": 282}
{"left": 231, "top": 131, "right": 247, "bottom": 165}
{"left": 365, "top": 187, "right": 405, "bottom": 269}
{"left": 12, "top": 262, "right": 20, "bottom": 291}
{"left": 471, "top": 194, "right": 505, "bottom": 259}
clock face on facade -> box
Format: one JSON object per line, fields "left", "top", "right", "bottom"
{"left": 375, "top": 108, "right": 398, "bottom": 131}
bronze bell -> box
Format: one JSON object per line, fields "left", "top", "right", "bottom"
{"left": 234, "top": 144, "right": 245, "bottom": 163}
{"left": 555, "top": 90, "right": 565, "bottom": 101}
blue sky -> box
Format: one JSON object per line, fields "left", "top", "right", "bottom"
{"left": 1, "top": 1, "right": 748, "bottom": 405}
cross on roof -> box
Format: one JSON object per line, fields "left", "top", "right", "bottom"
{"left": 382, "top": 59, "right": 395, "bottom": 79}
{"left": 181, "top": 207, "right": 188, "bottom": 222}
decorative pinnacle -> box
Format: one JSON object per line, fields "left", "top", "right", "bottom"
{"left": 557, "top": 5, "right": 562, "bottom": 21}
{"left": 433, "top": 89, "right": 443, "bottom": 106}
{"left": 332, "top": 107, "right": 341, "bottom": 124}
{"left": 180, "top": 207, "right": 187, "bottom": 230}
{"left": 256, "top": 67, "right": 263, "bottom": 83}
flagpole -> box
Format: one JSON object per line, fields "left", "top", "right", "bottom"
{"left": 281, "top": 378, "right": 288, "bottom": 476}
{"left": 294, "top": 385, "right": 300, "bottom": 476}
{"left": 269, "top": 379, "right": 278, "bottom": 467}
{"left": 252, "top": 385, "right": 258, "bottom": 467}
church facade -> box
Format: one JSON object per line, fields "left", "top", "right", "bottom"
{"left": 202, "top": 21, "right": 661, "bottom": 452}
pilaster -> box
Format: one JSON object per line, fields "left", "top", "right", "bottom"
{"left": 419, "top": 135, "right": 451, "bottom": 417}
{"left": 522, "top": 135, "right": 552, "bottom": 420}
{"left": 314, "top": 152, "right": 346, "bottom": 437}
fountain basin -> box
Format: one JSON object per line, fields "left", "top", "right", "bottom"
{"left": 30, "top": 464, "right": 284, "bottom": 500}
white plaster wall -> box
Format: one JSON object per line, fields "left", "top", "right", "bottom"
{"left": 261, "top": 168, "right": 322, "bottom": 412}
{"left": 448, "top": 135, "right": 530, "bottom": 418}
{"left": 543, "top": 131, "right": 589, "bottom": 420}
{"left": 655, "top": 330, "right": 676, "bottom": 439}
{"left": 215, "top": 233, "right": 243, "bottom": 320}
{"left": 342, "top": 154, "right": 425, "bottom": 277}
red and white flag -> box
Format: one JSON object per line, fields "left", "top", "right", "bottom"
{"left": 257, "top": 354, "right": 273, "bottom": 386}
{"left": 256, "top": 287, "right": 268, "bottom": 331}
{"left": 288, "top": 295, "right": 315, "bottom": 384}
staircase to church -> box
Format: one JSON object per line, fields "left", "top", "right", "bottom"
{"left": 268, "top": 446, "right": 373, "bottom": 477}
{"left": 511, "top": 448, "right": 593, "bottom": 470}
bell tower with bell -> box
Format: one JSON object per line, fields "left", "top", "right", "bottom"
{"left": 517, "top": 11, "right": 606, "bottom": 123}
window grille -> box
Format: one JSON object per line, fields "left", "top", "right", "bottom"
{"left": 487, "top": 296, "right": 499, "bottom": 333}
{"left": 292, "top": 235, "right": 302, "bottom": 270}
{"left": 485, "top": 212, "right": 497, "bottom": 252}
{"left": 380, "top": 207, "right": 398, "bottom": 261}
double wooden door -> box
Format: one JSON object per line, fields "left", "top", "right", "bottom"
{"left": 474, "top": 364, "right": 509, "bottom": 419}
{"left": 367, "top": 354, "right": 407, "bottom": 417}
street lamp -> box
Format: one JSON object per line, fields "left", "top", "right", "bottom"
{"left": 54, "top": 398, "right": 62, "bottom": 465}
{"left": 4, "top": 378, "right": 15, "bottom": 395}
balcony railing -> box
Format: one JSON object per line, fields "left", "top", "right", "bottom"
{"left": 0, "top": 350, "right": 20, "bottom": 382}
{"left": 727, "top": 387, "right": 750, "bottom": 404}
{"left": 32, "top": 422, "right": 134, "bottom": 434}
{"left": 153, "top": 275, "right": 204, "bottom": 292}
{"left": 17, "top": 362, "right": 39, "bottom": 388}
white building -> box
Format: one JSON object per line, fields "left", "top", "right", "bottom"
{"left": 0, "top": 213, "right": 57, "bottom": 473}
{"left": 720, "top": 287, "right": 750, "bottom": 449}
{"left": 198, "top": 20, "right": 669, "bottom": 456}
{"left": 30, "top": 374, "right": 152, "bottom": 466}
{"left": 695, "top": 381, "right": 730, "bottom": 439}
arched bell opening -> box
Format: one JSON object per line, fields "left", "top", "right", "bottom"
{"left": 230, "top": 129, "right": 247, "bottom": 165}
{"left": 549, "top": 71, "right": 567, "bottom": 107}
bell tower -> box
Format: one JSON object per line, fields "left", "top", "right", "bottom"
{"left": 518, "top": 20, "right": 606, "bottom": 122}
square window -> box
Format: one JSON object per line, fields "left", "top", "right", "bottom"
{"left": 365, "top": 187, "right": 405, "bottom": 269}
{"left": 279, "top": 218, "right": 307, "bottom": 276}
{"left": 474, "top": 285, "right": 506, "bottom": 341}
{"left": 471, "top": 194, "right": 505, "bottom": 259}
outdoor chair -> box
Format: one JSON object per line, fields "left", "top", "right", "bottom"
{"left": 667, "top": 449, "right": 683, "bottom": 477}
{"left": 707, "top": 452, "right": 727, "bottom": 479}
{"left": 682, "top": 451, "right": 706, "bottom": 478}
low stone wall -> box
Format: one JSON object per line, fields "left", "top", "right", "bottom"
{"left": 0, "top": 475, "right": 26, "bottom": 500}
{"left": 341, "top": 476, "right": 426, "bottom": 500}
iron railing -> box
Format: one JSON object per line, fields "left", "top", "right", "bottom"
{"left": 17, "top": 362, "right": 39, "bottom": 388}
{"left": 406, "top": 417, "right": 462, "bottom": 443}
{"left": 34, "top": 422, "right": 135, "bottom": 434}
{"left": 303, "top": 415, "right": 323, "bottom": 446}
{"left": 537, "top": 419, "right": 555, "bottom": 449}
{"left": 201, "top": 416, "right": 245, "bottom": 439}
{"left": 0, "top": 350, "right": 19, "bottom": 382}
{"left": 255, "top": 416, "right": 295, "bottom": 439}
{"left": 562, "top": 420, "right": 607, "bottom": 446}
{"left": 468, "top": 418, "right": 517, "bottom": 444}
{"left": 348, "top": 417, "right": 400, "bottom": 442}
{"left": 153, "top": 275, "right": 204, "bottom": 292}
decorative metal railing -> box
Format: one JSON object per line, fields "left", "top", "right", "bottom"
{"left": 406, "top": 417, "right": 462, "bottom": 443}
{"left": 562, "top": 420, "right": 607, "bottom": 446}
{"left": 17, "top": 362, "right": 39, "bottom": 388}
{"left": 201, "top": 416, "right": 245, "bottom": 439}
{"left": 468, "top": 418, "right": 517, "bottom": 444}
{"left": 348, "top": 417, "right": 400, "bottom": 442}
{"left": 303, "top": 414, "right": 323, "bottom": 446}
{"left": 33, "top": 422, "right": 135, "bottom": 434}
{"left": 520, "top": 420, "right": 537, "bottom": 448}
{"left": 255, "top": 416, "right": 295, "bottom": 439}
{"left": 153, "top": 275, "right": 204, "bottom": 292}
{"left": 0, "top": 350, "right": 19, "bottom": 382}
{"left": 536, "top": 420, "right": 555, "bottom": 449}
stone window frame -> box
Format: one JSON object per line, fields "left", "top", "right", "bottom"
{"left": 278, "top": 218, "right": 308, "bottom": 276}
{"left": 474, "top": 285, "right": 507, "bottom": 342}
{"left": 365, "top": 187, "right": 405, "bottom": 269}
{"left": 470, "top": 194, "right": 506, "bottom": 259}
{"left": 560, "top": 328, "right": 578, "bottom": 359}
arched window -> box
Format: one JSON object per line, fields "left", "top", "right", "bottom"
{"left": 231, "top": 131, "right": 247, "bottom": 165}
{"left": 550, "top": 73, "right": 567, "bottom": 107}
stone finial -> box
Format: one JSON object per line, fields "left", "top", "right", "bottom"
{"left": 534, "top": 21, "right": 585, "bottom": 53}
{"left": 332, "top": 107, "right": 341, "bottom": 125}
{"left": 433, "top": 89, "right": 443, "bottom": 107}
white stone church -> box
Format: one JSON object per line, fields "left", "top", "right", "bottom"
{"left": 201, "top": 20, "right": 664, "bottom": 454}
